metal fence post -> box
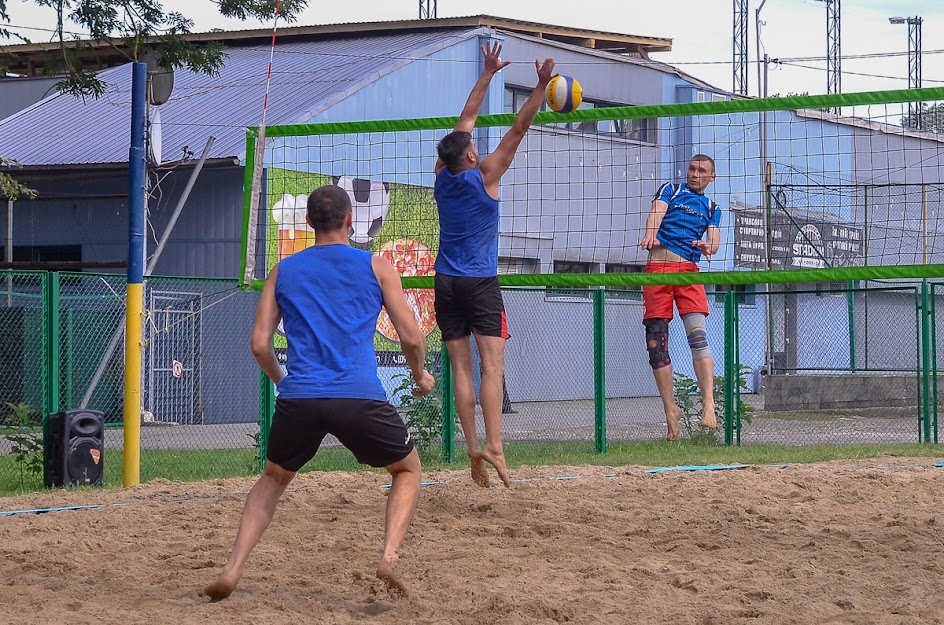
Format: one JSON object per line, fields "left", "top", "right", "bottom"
{"left": 593, "top": 288, "right": 606, "bottom": 453}
{"left": 724, "top": 289, "right": 736, "bottom": 446}
{"left": 441, "top": 343, "right": 455, "bottom": 464}
{"left": 932, "top": 284, "right": 939, "bottom": 443}
{"left": 258, "top": 369, "right": 274, "bottom": 473}
{"left": 917, "top": 286, "right": 924, "bottom": 441}
{"left": 44, "top": 271, "right": 61, "bottom": 420}
{"left": 921, "top": 280, "right": 932, "bottom": 443}
{"left": 734, "top": 289, "right": 742, "bottom": 446}
{"left": 847, "top": 280, "right": 857, "bottom": 372}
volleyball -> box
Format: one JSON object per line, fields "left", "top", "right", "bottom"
{"left": 545, "top": 75, "right": 582, "bottom": 113}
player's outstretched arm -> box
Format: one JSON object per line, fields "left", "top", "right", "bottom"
{"left": 639, "top": 199, "right": 669, "bottom": 250}
{"left": 373, "top": 256, "right": 435, "bottom": 396}
{"left": 251, "top": 265, "right": 286, "bottom": 385}
{"left": 435, "top": 41, "right": 510, "bottom": 175}
{"left": 480, "top": 58, "right": 555, "bottom": 192}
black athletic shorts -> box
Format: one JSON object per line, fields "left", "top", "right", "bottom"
{"left": 434, "top": 274, "right": 504, "bottom": 341}
{"left": 267, "top": 398, "right": 414, "bottom": 472}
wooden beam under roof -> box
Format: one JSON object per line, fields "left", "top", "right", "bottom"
{"left": 0, "top": 14, "right": 671, "bottom": 75}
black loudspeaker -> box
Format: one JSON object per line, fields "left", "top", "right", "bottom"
{"left": 45, "top": 410, "right": 105, "bottom": 487}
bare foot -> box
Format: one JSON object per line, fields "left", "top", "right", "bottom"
{"left": 700, "top": 403, "right": 717, "bottom": 430}
{"left": 200, "top": 578, "right": 236, "bottom": 603}
{"left": 666, "top": 407, "right": 681, "bottom": 442}
{"left": 469, "top": 453, "right": 490, "bottom": 488}
{"left": 377, "top": 559, "right": 409, "bottom": 598}
{"left": 479, "top": 447, "right": 511, "bottom": 488}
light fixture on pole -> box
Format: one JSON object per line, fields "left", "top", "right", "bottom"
{"left": 754, "top": 0, "right": 768, "bottom": 99}
{"left": 889, "top": 16, "right": 923, "bottom": 130}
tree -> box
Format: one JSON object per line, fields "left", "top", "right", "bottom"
{"left": 902, "top": 102, "right": 944, "bottom": 133}
{"left": 0, "top": 0, "right": 307, "bottom": 198}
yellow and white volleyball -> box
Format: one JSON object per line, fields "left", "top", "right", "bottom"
{"left": 545, "top": 75, "right": 582, "bottom": 113}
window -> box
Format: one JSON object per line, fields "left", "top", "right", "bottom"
{"left": 503, "top": 87, "right": 548, "bottom": 114}
{"left": 547, "top": 260, "right": 592, "bottom": 300}
{"left": 712, "top": 283, "right": 756, "bottom": 306}
{"left": 0, "top": 245, "right": 82, "bottom": 269}
{"left": 498, "top": 256, "right": 539, "bottom": 275}
{"left": 613, "top": 118, "right": 654, "bottom": 143}
{"left": 502, "top": 87, "right": 654, "bottom": 142}
{"left": 605, "top": 263, "right": 644, "bottom": 301}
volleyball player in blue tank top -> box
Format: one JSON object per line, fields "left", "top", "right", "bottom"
{"left": 203, "top": 185, "right": 434, "bottom": 602}
{"left": 433, "top": 41, "right": 555, "bottom": 489}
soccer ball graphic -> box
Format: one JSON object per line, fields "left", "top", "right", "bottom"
{"left": 333, "top": 175, "right": 391, "bottom": 249}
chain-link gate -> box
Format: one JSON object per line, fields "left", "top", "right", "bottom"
{"left": 145, "top": 289, "right": 204, "bottom": 425}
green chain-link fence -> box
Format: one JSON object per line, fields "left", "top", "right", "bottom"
{"left": 4, "top": 273, "right": 944, "bottom": 493}
{"left": 1, "top": 272, "right": 261, "bottom": 493}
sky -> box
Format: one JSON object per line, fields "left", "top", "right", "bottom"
{"left": 3, "top": 0, "right": 944, "bottom": 99}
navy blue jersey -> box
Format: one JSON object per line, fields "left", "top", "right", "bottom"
{"left": 434, "top": 167, "right": 500, "bottom": 277}
{"left": 274, "top": 244, "right": 386, "bottom": 401}
{"left": 653, "top": 183, "right": 722, "bottom": 262}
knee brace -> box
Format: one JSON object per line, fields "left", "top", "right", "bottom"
{"left": 682, "top": 313, "right": 711, "bottom": 361}
{"left": 643, "top": 318, "right": 671, "bottom": 369}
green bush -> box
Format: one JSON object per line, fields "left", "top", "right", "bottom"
{"left": 391, "top": 356, "right": 448, "bottom": 451}
{"left": 673, "top": 365, "right": 755, "bottom": 445}
{"left": 2, "top": 403, "right": 44, "bottom": 488}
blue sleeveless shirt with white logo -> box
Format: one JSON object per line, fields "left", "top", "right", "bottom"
{"left": 654, "top": 182, "right": 722, "bottom": 262}
{"left": 274, "top": 244, "right": 386, "bottom": 401}
{"left": 434, "top": 167, "right": 500, "bottom": 277}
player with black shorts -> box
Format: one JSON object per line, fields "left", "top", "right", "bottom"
{"left": 432, "top": 40, "right": 554, "bottom": 488}
{"left": 202, "top": 184, "right": 434, "bottom": 602}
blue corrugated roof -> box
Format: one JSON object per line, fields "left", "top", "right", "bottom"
{"left": 0, "top": 29, "right": 474, "bottom": 167}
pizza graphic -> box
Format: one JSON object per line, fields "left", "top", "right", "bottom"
{"left": 376, "top": 238, "right": 437, "bottom": 342}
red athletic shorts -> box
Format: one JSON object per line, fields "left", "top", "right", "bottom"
{"left": 642, "top": 261, "right": 709, "bottom": 320}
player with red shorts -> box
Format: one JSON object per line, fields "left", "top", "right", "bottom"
{"left": 638, "top": 154, "right": 722, "bottom": 441}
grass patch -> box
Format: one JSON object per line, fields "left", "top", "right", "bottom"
{"left": 3, "top": 442, "right": 944, "bottom": 497}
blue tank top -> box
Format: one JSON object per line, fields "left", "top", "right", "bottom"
{"left": 274, "top": 244, "right": 386, "bottom": 401}
{"left": 434, "top": 167, "right": 500, "bottom": 277}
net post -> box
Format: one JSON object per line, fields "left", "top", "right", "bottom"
{"left": 440, "top": 343, "right": 455, "bottom": 464}
{"left": 724, "top": 289, "right": 736, "bottom": 446}
{"left": 240, "top": 130, "right": 259, "bottom": 288}
{"left": 258, "top": 369, "right": 274, "bottom": 473}
{"left": 592, "top": 288, "right": 606, "bottom": 454}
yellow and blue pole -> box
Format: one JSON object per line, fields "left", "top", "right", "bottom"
{"left": 123, "top": 62, "right": 147, "bottom": 486}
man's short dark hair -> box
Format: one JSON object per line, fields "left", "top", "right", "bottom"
{"left": 307, "top": 184, "right": 352, "bottom": 232}
{"left": 437, "top": 131, "right": 473, "bottom": 172}
{"left": 692, "top": 153, "right": 715, "bottom": 173}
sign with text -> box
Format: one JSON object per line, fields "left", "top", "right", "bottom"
{"left": 734, "top": 209, "right": 863, "bottom": 269}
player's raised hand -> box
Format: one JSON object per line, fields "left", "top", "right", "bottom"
{"left": 692, "top": 240, "right": 713, "bottom": 256}
{"left": 482, "top": 41, "right": 511, "bottom": 74}
{"left": 412, "top": 370, "right": 436, "bottom": 397}
{"left": 535, "top": 58, "right": 555, "bottom": 86}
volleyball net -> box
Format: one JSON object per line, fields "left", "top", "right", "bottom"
{"left": 241, "top": 87, "right": 944, "bottom": 450}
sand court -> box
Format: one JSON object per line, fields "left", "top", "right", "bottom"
{"left": 2, "top": 459, "right": 944, "bottom": 624}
